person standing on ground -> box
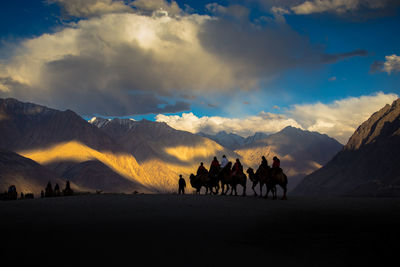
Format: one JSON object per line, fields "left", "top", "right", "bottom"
{"left": 178, "top": 175, "right": 186, "bottom": 195}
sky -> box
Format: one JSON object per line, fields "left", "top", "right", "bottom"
{"left": 0, "top": 0, "right": 400, "bottom": 144}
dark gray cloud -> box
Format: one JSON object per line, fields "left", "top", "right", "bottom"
{"left": 0, "top": 75, "right": 190, "bottom": 116}
{"left": 370, "top": 60, "right": 384, "bottom": 74}
{"left": 370, "top": 54, "right": 400, "bottom": 74}
{"left": 321, "top": 49, "right": 368, "bottom": 63}
{"left": 206, "top": 3, "right": 250, "bottom": 20}
{"left": 198, "top": 18, "right": 313, "bottom": 84}
{"left": 253, "top": 0, "right": 400, "bottom": 19}
{"left": 47, "top": 0, "right": 133, "bottom": 18}
{"left": 198, "top": 18, "right": 367, "bottom": 83}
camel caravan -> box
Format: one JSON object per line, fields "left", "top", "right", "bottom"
{"left": 188, "top": 155, "right": 288, "bottom": 200}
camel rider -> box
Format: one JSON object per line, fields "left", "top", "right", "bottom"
{"left": 272, "top": 156, "right": 282, "bottom": 173}
{"left": 232, "top": 158, "right": 243, "bottom": 175}
{"left": 261, "top": 156, "right": 269, "bottom": 169}
{"left": 220, "top": 155, "right": 229, "bottom": 169}
{"left": 221, "top": 155, "right": 229, "bottom": 169}
{"left": 197, "top": 162, "right": 208, "bottom": 176}
{"left": 272, "top": 156, "right": 280, "bottom": 168}
{"left": 209, "top": 156, "right": 220, "bottom": 174}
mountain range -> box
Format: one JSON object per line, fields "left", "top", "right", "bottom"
{"left": 293, "top": 98, "right": 400, "bottom": 196}
{"left": 1, "top": 97, "right": 351, "bottom": 195}
{"left": 89, "top": 117, "right": 238, "bottom": 191}
{"left": 235, "top": 126, "right": 343, "bottom": 191}
{"left": 0, "top": 98, "right": 150, "bottom": 194}
{"left": 197, "top": 131, "right": 269, "bottom": 150}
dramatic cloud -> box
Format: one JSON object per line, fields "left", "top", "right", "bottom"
{"left": 0, "top": 11, "right": 219, "bottom": 115}
{"left": 47, "top": 0, "right": 132, "bottom": 17}
{"left": 156, "top": 112, "right": 302, "bottom": 137}
{"left": 0, "top": 1, "right": 370, "bottom": 116}
{"left": 371, "top": 54, "right": 400, "bottom": 74}
{"left": 288, "top": 92, "right": 399, "bottom": 143}
{"left": 131, "top": 0, "right": 182, "bottom": 17}
{"left": 156, "top": 92, "right": 399, "bottom": 144}
{"left": 206, "top": 3, "right": 250, "bottom": 19}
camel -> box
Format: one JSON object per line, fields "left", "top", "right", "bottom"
{"left": 246, "top": 167, "right": 260, "bottom": 196}
{"left": 218, "top": 162, "right": 232, "bottom": 195}
{"left": 270, "top": 168, "right": 288, "bottom": 200}
{"left": 218, "top": 162, "right": 247, "bottom": 196}
{"left": 189, "top": 173, "right": 213, "bottom": 194}
{"left": 230, "top": 171, "right": 247, "bottom": 196}
{"left": 247, "top": 166, "right": 279, "bottom": 199}
{"left": 207, "top": 167, "right": 220, "bottom": 195}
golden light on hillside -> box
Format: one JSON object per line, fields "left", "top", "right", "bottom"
{"left": 19, "top": 141, "right": 153, "bottom": 188}
{"left": 164, "top": 140, "right": 225, "bottom": 162}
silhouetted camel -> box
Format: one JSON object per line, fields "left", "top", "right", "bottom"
{"left": 247, "top": 167, "right": 276, "bottom": 198}
{"left": 247, "top": 167, "right": 260, "bottom": 196}
{"left": 189, "top": 173, "right": 212, "bottom": 194}
{"left": 270, "top": 168, "right": 288, "bottom": 200}
{"left": 230, "top": 171, "right": 247, "bottom": 196}
{"left": 207, "top": 166, "right": 221, "bottom": 195}
{"left": 218, "top": 162, "right": 232, "bottom": 195}
{"left": 217, "top": 162, "right": 246, "bottom": 196}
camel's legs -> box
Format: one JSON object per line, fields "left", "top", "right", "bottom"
{"left": 242, "top": 185, "right": 246, "bottom": 196}
{"left": 224, "top": 184, "right": 230, "bottom": 195}
{"left": 281, "top": 185, "right": 287, "bottom": 200}
{"left": 265, "top": 187, "right": 270, "bottom": 199}
{"left": 259, "top": 183, "right": 263, "bottom": 197}
{"left": 252, "top": 182, "right": 258, "bottom": 196}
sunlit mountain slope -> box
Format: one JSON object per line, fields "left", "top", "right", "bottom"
{"left": 90, "top": 118, "right": 239, "bottom": 192}
{"left": 18, "top": 140, "right": 154, "bottom": 193}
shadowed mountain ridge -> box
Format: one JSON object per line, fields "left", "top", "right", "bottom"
{"left": 293, "top": 98, "right": 400, "bottom": 196}
{"left": 0, "top": 149, "right": 84, "bottom": 195}
{"left": 0, "top": 98, "right": 118, "bottom": 152}
{"left": 235, "top": 126, "right": 343, "bottom": 191}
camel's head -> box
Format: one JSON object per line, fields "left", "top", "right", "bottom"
{"left": 189, "top": 174, "right": 195, "bottom": 180}
{"left": 246, "top": 167, "right": 254, "bottom": 175}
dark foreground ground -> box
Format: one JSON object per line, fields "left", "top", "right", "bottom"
{"left": 1, "top": 194, "right": 400, "bottom": 266}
